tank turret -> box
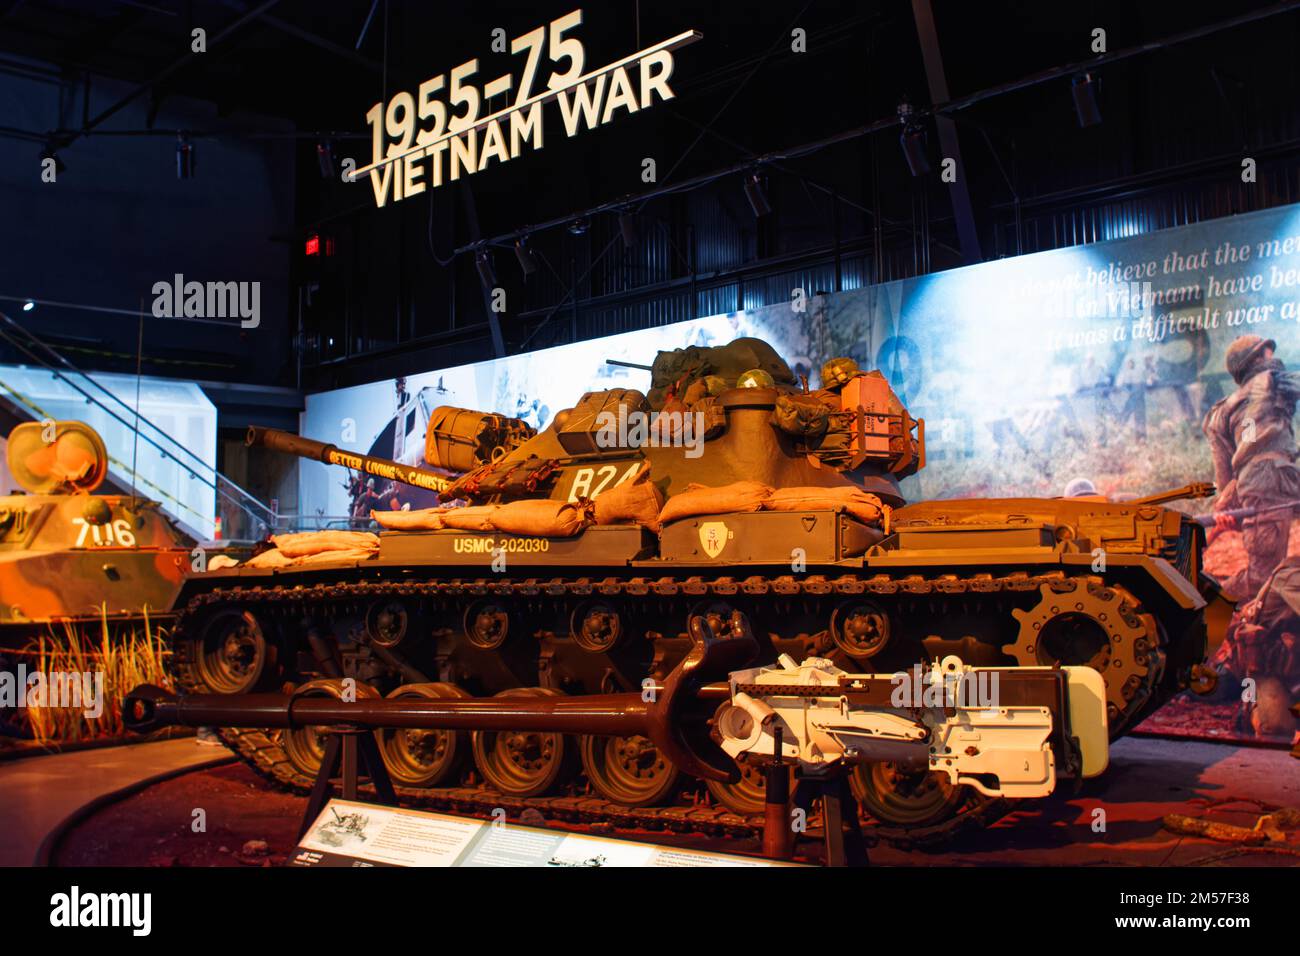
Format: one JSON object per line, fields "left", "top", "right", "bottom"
{"left": 0, "top": 421, "right": 193, "bottom": 636}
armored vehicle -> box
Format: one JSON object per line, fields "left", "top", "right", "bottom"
{"left": 0, "top": 420, "right": 193, "bottom": 644}
{"left": 165, "top": 338, "right": 1212, "bottom": 843}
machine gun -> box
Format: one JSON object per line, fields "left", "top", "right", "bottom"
{"left": 1193, "top": 499, "right": 1300, "bottom": 528}
{"left": 1131, "top": 482, "right": 1215, "bottom": 506}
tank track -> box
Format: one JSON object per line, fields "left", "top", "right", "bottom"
{"left": 168, "top": 567, "right": 1137, "bottom": 848}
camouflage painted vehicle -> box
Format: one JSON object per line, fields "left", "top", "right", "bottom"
{"left": 0, "top": 420, "right": 193, "bottom": 643}
{"left": 165, "top": 338, "right": 1213, "bottom": 844}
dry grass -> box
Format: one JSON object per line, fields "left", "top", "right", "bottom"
{"left": 20, "top": 607, "right": 171, "bottom": 746}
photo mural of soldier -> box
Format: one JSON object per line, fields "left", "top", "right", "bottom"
{"left": 1213, "top": 556, "right": 1300, "bottom": 740}
{"left": 1202, "top": 335, "right": 1300, "bottom": 597}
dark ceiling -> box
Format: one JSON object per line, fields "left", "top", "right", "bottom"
{"left": 3, "top": 0, "right": 1299, "bottom": 388}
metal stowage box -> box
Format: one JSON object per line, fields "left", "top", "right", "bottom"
{"left": 655, "top": 509, "right": 882, "bottom": 565}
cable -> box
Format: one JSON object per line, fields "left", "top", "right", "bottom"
{"left": 426, "top": 179, "right": 457, "bottom": 267}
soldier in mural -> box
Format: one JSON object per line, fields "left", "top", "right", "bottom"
{"left": 1212, "top": 554, "right": 1300, "bottom": 743}
{"left": 1202, "top": 335, "right": 1300, "bottom": 598}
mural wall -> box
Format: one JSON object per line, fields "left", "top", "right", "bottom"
{"left": 304, "top": 202, "right": 1300, "bottom": 515}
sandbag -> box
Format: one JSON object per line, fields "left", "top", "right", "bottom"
{"left": 295, "top": 547, "right": 378, "bottom": 565}
{"left": 658, "top": 480, "right": 772, "bottom": 526}
{"left": 244, "top": 548, "right": 291, "bottom": 568}
{"left": 439, "top": 505, "right": 498, "bottom": 532}
{"left": 271, "top": 530, "right": 380, "bottom": 557}
{"left": 595, "top": 464, "right": 665, "bottom": 530}
{"left": 491, "top": 498, "right": 592, "bottom": 537}
{"left": 207, "top": 554, "right": 240, "bottom": 570}
{"left": 764, "top": 486, "right": 888, "bottom": 527}
{"left": 371, "top": 508, "right": 447, "bottom": 531}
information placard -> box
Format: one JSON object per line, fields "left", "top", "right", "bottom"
{"left": 291, "top": 799, "right": 801, "bottom": 868}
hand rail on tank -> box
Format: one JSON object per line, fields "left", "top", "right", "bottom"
{"left": 0, "top": 309, "right": 276, "bottom": 540}
{"left": 270, "top": 513, "right": 378, "bottom": 532}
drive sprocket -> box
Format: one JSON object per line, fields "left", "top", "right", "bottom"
{"left": 1005, "top": 576, "right": 1160, "bottom": 730}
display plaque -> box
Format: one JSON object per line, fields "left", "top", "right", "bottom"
{"left": 291, "top": 799, "right": 801, "bottom": 868}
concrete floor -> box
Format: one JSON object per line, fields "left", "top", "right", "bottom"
{"left": 866, "top": 736, "right": 1300, "bottom": 866}
{"left": 0, "top": 739, "right": 223, "bottom": 866}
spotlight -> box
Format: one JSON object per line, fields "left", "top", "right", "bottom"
{"left": 568, "top": 218, "right": 589, "bottom": 236}
{"left": 513, "top": 237, "right": 538, "bottom": 276}
{"left": 743, "top": 172, "right": 771, "bottom": 218}
{"left": 176, "top": 134, "right": 194, "bottom": 179}
{"left": 316, "top": 140, "right": 336, "bottom": 179}
{"left": 22, "top": 299, "right": 35, "bottom": 312}
{"left": 475, "top": 248, "right": 498, "bottom": 290}
{"left": 1072, "top": 73, "right": 1102, "bottom": 128}
{"left": 897, "top": 100, "right": 930, "bottom": 176}
{"left": 39, "top": 145, "right": 66, "bottom": 175}
{"left": 618, "top": 211, "right": 640, "bottom": 248}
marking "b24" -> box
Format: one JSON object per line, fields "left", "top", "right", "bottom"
{"left": 566, "top": 463, "right": 641, "bottom": 501}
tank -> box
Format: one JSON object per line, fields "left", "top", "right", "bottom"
{"left": 164, "top": 338, "right": 1213, "bottom": 844}
{"left": 0, "top": 420, "right": 193, "bottom": 642}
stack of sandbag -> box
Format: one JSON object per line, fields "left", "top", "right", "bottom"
{"left": 657, "top": 480, "right": 772, "bottom": 526}
{"left": 371, "top": 499, "right": 594, "bottom": 538}
{"left": 763, "top": 486, "right": 889, "bottom": 528}
{"left": 272, "top": 530, "right": 380, "bottom": 556}
{"left": 237, "top": 530, "right": 381, "bottom": 568}
{"left": 594, "top": 464, "right": 665, "bottom": 531}
{"left": 654, "top": 480, "right": 889, "bottom": 529}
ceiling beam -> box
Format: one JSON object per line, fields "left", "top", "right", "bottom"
{"left": 911, "top": 0, "right": 982, "bottom": 265}
{"left": 53, "top": 0, "right": 284, "bottom": 150}
{"left": 218, "top": 0, "right": 381, "bottom": 73}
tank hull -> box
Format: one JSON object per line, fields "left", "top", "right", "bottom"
{"left": 167, "top": 496, "right": 1207, "bottom": 842}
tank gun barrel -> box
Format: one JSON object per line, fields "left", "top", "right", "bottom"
{"left": 126, "top": 685, "right": 654, "bottom": 736}
{"left": 1130, "top": 482, "right": 1216, "bottom": 506}
{"left": 246, "top": 426, "right": 453, "bottom": 494}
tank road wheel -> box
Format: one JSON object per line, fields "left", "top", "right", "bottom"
{"left": 366, "top": 601, "right": 410, "bottom": 648}
{"left": 830, "top": 601, "right": 891, "bottom": 659}
{"left": 282, "top": 679, "right": 380, "bottom": 779}
{"left": 379, "top": 683, "right": 471, "bottom": 787}
{"left": 706, "top": 760, "right": 787, "bottom": 816}
{"left": 464, "top": 601, "right": 511, "bottom": 650}
{"left": 850, "top": 761, "right": 967, "bottom": 828}
{"left": 472, "top": 688, "right": 578, "bottom": 797}
{"left": 1006, "top": 578, "right": 1159, "bottom": 730}
{"left": 191, "top": 609, "right": 277, "bottom": 695}
{"left": 570, "top": 601, "right": 623, "bottom": 654}
{"left": 580, "top": 734, "right": 679, "bottom": 807}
